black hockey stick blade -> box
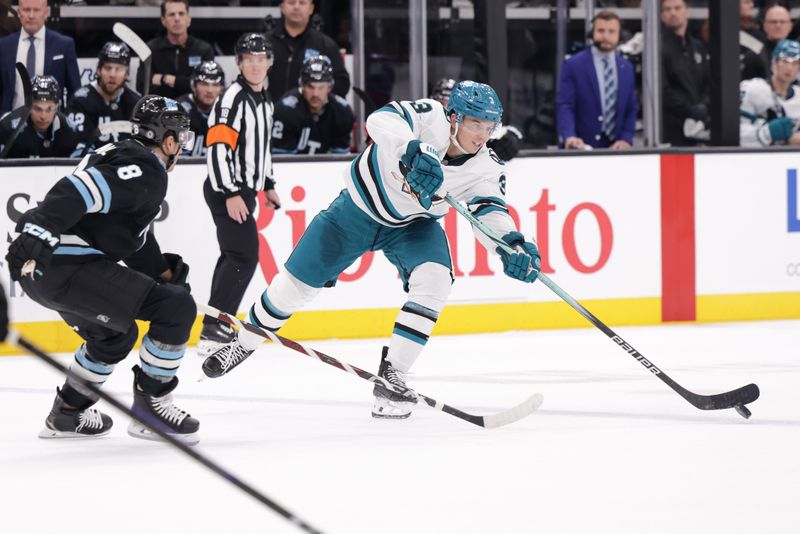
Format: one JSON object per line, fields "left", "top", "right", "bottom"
{"left": 16, "top": 62, "right": 32, "bottom": 106}
{"left": 681, "top": 382, "right": 760, "bottom": 411}
{"left": 351, "top": 86, "right": 376, "bottom": 116}
{"left": 443, "top": 193, "right": 760, "bottom": 417}
{"left": 196, "top": 302, "right": 543, "bottom": 429}
{"left": 8, "top": 330, "right": 324, "bottom": 534}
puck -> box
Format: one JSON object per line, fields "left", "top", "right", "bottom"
{"left": 734, "top": 404, "right": 752, "bottom": 419}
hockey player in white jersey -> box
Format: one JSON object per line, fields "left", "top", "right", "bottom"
{"left": 202, "top": 81, "right": 541, "bottom": 419}
{"left": 740, "top": 39, "right": 800, "bottom": 147}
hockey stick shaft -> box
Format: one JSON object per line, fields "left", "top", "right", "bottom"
{"left": 0, "top": 63, "right": 33, "bottom": 159}
{"left": 8, "top": 330, "right": 323, "bottom": 534}
{"left": 112, "top": 23, "right": 152, "bottom": 95}
{"left": 443, "top": 194, "right": 759, "bottom": 411}
{"left": 196, "top": 302, "right": 542, "bottom": 429}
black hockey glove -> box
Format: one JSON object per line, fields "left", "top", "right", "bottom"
{"left": 486, "top": 127, "right": 522, "bottom": 161}
{"left": 496, "top": 231, "right": 540, "bottom": 284}
{"left": 6, "top": 222, "right": 59, "bottom": 282}
{"left": 163, "top": 252, "right": 190, "bottom": 292}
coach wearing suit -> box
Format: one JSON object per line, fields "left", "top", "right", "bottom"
{"left": 556, "top": 11, "right": 637, "bottom": 150}
{"left": 0, "top": 0, "right": 80, "bottom": 114}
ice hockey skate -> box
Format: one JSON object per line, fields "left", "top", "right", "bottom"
{"left": 38, "top": 388, "right": 113, "bottom": 439}
{"left": 127, "top": 366, "right": 199, "bottom": 445}
{"left": 196, "top": 320, "right": 235, "bottom": 358}
{"left": 372, "top": 346, "right": 417, "bottom": 419}
{"left": 202, "top": 335, "right": 255, "bottom": 378}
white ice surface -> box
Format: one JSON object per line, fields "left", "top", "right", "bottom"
{"left": 1, "top": 320, "right": 798, "bottom": 534}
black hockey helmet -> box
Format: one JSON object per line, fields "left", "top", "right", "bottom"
{"left": 191, "top": 60, "right": 225, "bottom": 86}
{"left": 235, "top": 32, "right": 272, "bottom": 59}
{"left": 300, "top": 55, "right": 333, "bottom": 85}
{"left": 98, "top": 41, "right": 132, "bottom": 67}
{"left": 31, "top": 75, "right": 60, "bottom": 103}
{"left": 430, "top": 78, "right": 456, "bottom": 103}
{"left": 131, "top": 95, "right": 194, "bottom": 150}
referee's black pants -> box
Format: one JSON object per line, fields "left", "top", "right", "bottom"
{"left": 203, "top": 178, "right": 260, "bottom": 325}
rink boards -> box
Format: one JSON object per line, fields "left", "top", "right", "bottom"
{"left": 0, "top": 150, "right": 797, "bottom": 353}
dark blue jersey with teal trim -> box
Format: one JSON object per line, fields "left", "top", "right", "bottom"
{"left": 17, "top": 139, "right": 169, "bottom": 265}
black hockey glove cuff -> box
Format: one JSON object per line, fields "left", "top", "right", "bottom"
{"left": 163, "top": 252, "right": 190, "bottom": 292}
{"left": 6, "top": 222, "right": 59, "bottom": 281}
{"left": 487, "top": 127, "right": 522, "bottom": 161}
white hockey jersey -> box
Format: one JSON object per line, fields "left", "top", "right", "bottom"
{"left": 346, "top": 98, "right": 518, "bottom": 252}
{"left": 739, "top": 77, "right": 800, "bottom": 147}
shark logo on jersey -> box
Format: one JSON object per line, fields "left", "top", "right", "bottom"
{"left": 789, "top": 169, "right": 800, "bottom": 232}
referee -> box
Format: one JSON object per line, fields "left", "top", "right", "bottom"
{"left": 199, "top": 32, "right": 281, "bottom": 356}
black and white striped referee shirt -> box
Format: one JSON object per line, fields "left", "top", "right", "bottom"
{"left": 206, "top": 75, "right": 275, "bottom": 196}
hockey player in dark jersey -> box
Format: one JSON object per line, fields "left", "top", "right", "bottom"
{"left": 272, "top": 54, "right": 354, "bottom": 154}
{"left": 0, "top": 76, "right": 85, "bottom": 158}
{"left": 6, "top": 95, "right": 201, "bottom": 444}
{"left": 178, "top": 60, "right": 225, "bottom": 157}
{"left": 67, "top": 41, "right": 142, "bottom": 148}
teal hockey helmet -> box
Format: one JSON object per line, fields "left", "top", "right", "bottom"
{"left": 773, "top": 39, "right": 800, "bottom": 61}
{"left": 445, "top": 80, "right": 503, "bottom": 124}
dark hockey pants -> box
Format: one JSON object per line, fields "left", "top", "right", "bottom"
{"left": 203, "top": 178, "right": 260, "bottom": 325}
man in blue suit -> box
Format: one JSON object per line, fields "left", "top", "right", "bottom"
{"left": 556, "top": 11, "right": 637, "bottom": 150}
{"left": 0, "top": 0, "right": 80, "bottom": 114}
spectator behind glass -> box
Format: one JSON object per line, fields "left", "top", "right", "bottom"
{"left": 0, "top": 75, "right": 83, "bottom": 158}
{"left": 740, "top": 39, "right": 800, "bottom": 147}
{"left": 272, "top": 55, "right": 354, "bottom": 154}
{"left": 740, "top": 0, "right": 769, "bottom": 81}
{"left": 0, "top": 0, "right": 81, "bottom": 114}
{"left": 136, "top": 0, "right": 214, "bottom": 100}
{"left": 660, "top": 0, "right": 711, "bottom": 147}
{"left": 67, "top": 42, "right": 142, "bottom": 149}
{"left": 266, "top": 0, "right": 350, "bottom": 103}
{"left": 762, "top": 4, "right": 792, "bottom": 59}
{"left": 556, "top": 11, "right": 637, "bottom": 150}
{"left": 177, "top": 60, "right": 225, "bottom": 157}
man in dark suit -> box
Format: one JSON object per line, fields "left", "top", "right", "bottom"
{"left": 0, "top": 0, "right": 80, "bottom": 114}
{"left": 556, "top": 11, "right": 637, "bottom": 149}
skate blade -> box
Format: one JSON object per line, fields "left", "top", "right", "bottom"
{"left": 127, "top": 422, "right": 200, "bottom": 446}
{"left": 195, "top": 341, "right": 223, "bottom": 359}
{"left": 371, "top": 411, "right": 412, "bottom": 419}
{"left": 38, "top": 427, "right": 111, "bottom": 439}
{"left": 371, "top": 397, "right": 414, "bottom": 419}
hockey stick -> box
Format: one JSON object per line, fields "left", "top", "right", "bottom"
{"left": 441, "top": 193, "right": 760, "bottom": 418}
{"left": 97, "top": 120, "right": 133, "bottom": 136}
{"left": 196, "top": 302, "right": 543, "bottom": 429}
{"left": 78, "top": 121, "right": 134, "bottom": 157}
{"left": 112, "top": 22, "right": 152, "bottom": 95}
{"left": 0, "top": 63, "right": 33, "bottom": 159}
{"left": 7, "top": 330, "right": 323, "bottom": 534}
